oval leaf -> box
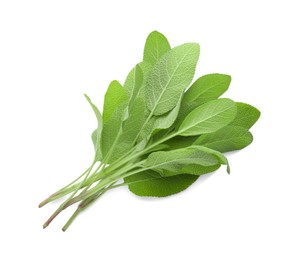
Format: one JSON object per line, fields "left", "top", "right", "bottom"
{"left": 194, "top": 125, "right": 253, "bottom": 152}
{"left": 143, "top": 31, "right": 171, "bottom": 65}
{"left": 145, "top": 43, "right": 200, "bottom": 115}
{"left": 109, "top": 98, "right": 146, "bottom": 162}
{"left": 101, "top": 103, "right": 127, "bottom": 161}
{"left": 177, "top": 74, "right": 231, "bottom": 124}
{"left": 125, "top": 171, "right": 198, "bottom": 197}
{"left": 140, "top": 96, "right": 183, "bottom": 140}
{"left": 123, "top": 64, "right": 143, "bottom": 106}
{"left": 103, "top": 80, "right": 128, "bottom": 123}
{"left": 178, "top": 98, "right": 237, "bottom": 136}
{"left": 183, "top": 73, "right": 231, "bottom": 104}
{"left": 229, "top": 102, "right": 261, "bottom": 129}
{"left": 144, "top": 146, "right": 221, "bottom": 173}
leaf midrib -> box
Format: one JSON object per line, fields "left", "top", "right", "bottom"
{"left": 133, "top": 45, "right": 196, "bottom": 144}
{"left": 179, "top": 102, "right": 234, "bottom": 134}
{"left": 149, "top": 44, "right": 196, "bottom": 115}
{"left": 146, "top": 153, "right": 216, "bottom": 169}
{"left": 199, "top": 135, "right": 250, "bottom": 146}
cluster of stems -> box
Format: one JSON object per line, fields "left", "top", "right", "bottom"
{"left": 39, "top": 131, "right": 177, "bottom": 231}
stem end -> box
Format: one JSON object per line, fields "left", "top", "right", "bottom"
{"left": 62, "top": 209, "right": 81, "bottom": 231}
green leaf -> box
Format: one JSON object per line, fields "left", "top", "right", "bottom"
{"left": 190, "top": 145, "right": 230, "bottom": 173}
{"left": 130, "top": 61, "right": 153, "bottom": 102}
{"left": 108, "top": 98, "right": 146, "bottom": 162}
{"left": 164, "top": 136, "right": 198, "bottom": 150}
{"left": 229, "top": 102, "right": 261, "bottom": 129}
{"left": 144, "top": 146, "right": 222, "bottom": 173}
{"left": 178, "top": 98, "right": 237, "bottom": 136}
{"left": 161, "top": 164, "right": 221, "bottom": 177}
{"left": 103, "top": 80, "right": 128, "bottom": 123}
{"left": 101, "top": 81, "right": 130, "bottom": 162}
{"left": 123, "top": 64, "right": 143, "bottom": 106}
{"left": 144, "top": 144, "right": 170, "bottom": 154}
{"left": 177, "top": 74, "right": 231, "bottom": 124}
{"left": 145, "top": 43, "right": 200, "bottom": 115}
{"left": 140, "top": 96, "right": 183, "bottom": 140}
{"left": 194, "top": 125, "right": 253, "bottom": 153}
{"left": 155, "top": 145, "right": 230, "bottom": 176}
{"left": 91, "top": 130, "right": 100, "bottom": 158}
{"left": 143, "top": 31, "right": 171, "bottom": 65}
{"left": 138, "top": 61, "right": 152, "bottom": 86}
{"left": 151, "top": 96, "right": 182, "bottom": 132}
{"left": 183, "top": 73, "right": 231, "bottom": 104}
{"left": 101, "top": 103, "right": 127, "bottom": 161}
{"left": 124, "top": 171, "right": 199, "bottom": 197}
{"left": 84, "top": 94, "right": 103, "bottom": 161}
{"left": 181, "top": 164, "right": 221, "bottom": 175}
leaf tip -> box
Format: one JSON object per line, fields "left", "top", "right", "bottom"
{"left": 84, "top": 93, "right": 91, "bottom": 102}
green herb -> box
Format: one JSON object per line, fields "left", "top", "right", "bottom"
{"left": 39, "top": 31, "right": 260, "bottom": 231}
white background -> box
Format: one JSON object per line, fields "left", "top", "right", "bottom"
{"left": 0, "top": 0, "right": 297, "bottom": 259}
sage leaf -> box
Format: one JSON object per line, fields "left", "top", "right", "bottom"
{"left": 125, "top": 171, "right": 199, "bottom": 197}
{"left": 178, "top": 98, "right": 237, "bottom": 136}
{"left": 194, "top": 125, "right": 253, "bottom": 152}
{"left": 181, "top": 164, "right": 221, "bottom": 175}
{"left": 84, "top": 94, "right": 103, "bottom": 161}
{"left": 144, "top": 146, "right": 222, "bottom": 173}
{"left": 164, "top": 136, "right": 198, "bottom": 150}
{"left": 143, "top": 31, "right": 171, "bottom": 65}
{"left": 123, "top": 64, "right": 143, "bottom": 107}
{"left": 103, "top": 80, "right": 128, "bottom": 123}
{"left": 178, "top": 74, "right": 231, "bottom": 123}
{"left": 141, "top": 96, "right": 183, "bottom": 139}
{"left": 101, "top": 103, "right": 127, "bottom": 162}
{"left": 184, "top": 73, "right": 231, "bottom": 105}
{"left": 146, "top": 145, "right": 230, "bottom": 175}
{"left": 162, "top": 164, "right": 221, "bottom": 177}
{"left": 145, "top": 43, "right": 200, "bottom": 115}
{"left": 229, "top": 102, "right": 261, "bottom": 129}
{"left": 109, "top": 98, "right": 146, "bottom": 162}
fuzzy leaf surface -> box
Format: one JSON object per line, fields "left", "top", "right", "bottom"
{"left": 103, "top": 80, "right": 128, "bottom": 123}
{"left": 108, "top": 98, "right": 145, "bottom": 162}
{"left": 164, "top": 136, "right": 198, "bottom": 150}
{"left": 178, "top": 74, "right": 231, "bottom": 123}
{"left": 123, "top": 64, "right": 143, "bottom": 107}
{"left": 183, "top": 73, "right": 231, "bottom": 104}
{"left": 229, "top": 102, "right": 261, "bottom": 129}
{"left": 152, "top": 146, "right": 229, "bottom": 175}
{"left": 145, "top": 43, "right": 200, "bottom": 115}
{"left": 101, "top": 103, "right": 127, "bottom": 162}
{"left": 143, "top": 31, "right": 171, "bottom": 65}
{"left": 141, "top": 96, "right": 182, "bottom": 139}
{"left": 85, "top": 94, "right": 103, "bottom": 161}
{"left": 124, "top": 171, "right": 198, "bottom": 197}
{"left": 144, "top": 146, "right": 224, "bottom": 174}
{"left": 195, "top": 125, "right": 253, "bottom": 152}
{"left": 161, "top": 164, "right": 221, "bottom": 177}
{"left": 178, "top": 98, "right": 237, "bottom": 136}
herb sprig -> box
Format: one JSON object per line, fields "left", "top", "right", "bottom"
{"left": 39, "top": 31, "right": 260, "bottom": 231}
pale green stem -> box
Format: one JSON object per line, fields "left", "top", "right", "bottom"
{"left": 62, "top": 182, "right": 116, "bottom": 231}
{"left": 70, "top": 162, "right": 146, "bottom": 204}
{"left": 43, "top": 162, "right": 96, "bottom": 229}
{"left": 39, "top": 166, "right": 91, "bottom": 208}
{"left": 105, "top": 131, "right": 178, "bottom": 175}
